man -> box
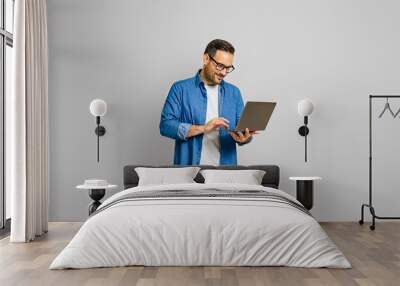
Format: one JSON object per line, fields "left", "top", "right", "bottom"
{"left": 159, "top": 39, "right": 255, "bottom": 165}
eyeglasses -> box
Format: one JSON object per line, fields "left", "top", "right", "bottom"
{"left": 208, "top": 54, "right": 235, "bottom": 73}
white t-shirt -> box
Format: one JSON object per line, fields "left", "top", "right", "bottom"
{"left": 200, "top": 84, "right": 220, "bottom": 165}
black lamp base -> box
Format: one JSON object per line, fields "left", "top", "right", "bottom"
{"left": 298, "top": 126, "right": 309, "bottom": 136}
{"left": 95, "top": 126, "right": 106, "bottom": 136}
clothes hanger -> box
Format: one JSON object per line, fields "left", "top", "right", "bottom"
{"left": 378, "top": 97, "right": 395, "bottom": 118}
{"left": 394, "top": 106, "right": 400, "bottom": 118}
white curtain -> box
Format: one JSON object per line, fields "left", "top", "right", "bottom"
{"left": 8, "top": 0, "right": 49, "bottom": 242}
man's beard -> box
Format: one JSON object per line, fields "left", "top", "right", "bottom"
{"left": 203, "top": 67, "right": 219, "bottom": 86}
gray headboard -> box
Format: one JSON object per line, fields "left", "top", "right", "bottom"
{"left": 123, "top": 165, "right": 280, "bottom": 189}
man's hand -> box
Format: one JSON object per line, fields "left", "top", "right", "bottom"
{"left": 203, "top": 117, "right": 229, "bottom": 134}
{"left": 229, "top": 128, "right": 258, "bottom": 144}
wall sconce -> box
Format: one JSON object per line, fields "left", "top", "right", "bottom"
{"left": 297, "top": 99, "right": 314, "bottom": 162}
{"left": 89, "top": 99, "right": 107, "bottom": 162}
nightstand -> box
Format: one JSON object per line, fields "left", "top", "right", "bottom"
{"left": 77, "top": 180, "right": 117, "bottom": 215}
{"left": 289, "top": 177, "right": 322, "bottom": 210}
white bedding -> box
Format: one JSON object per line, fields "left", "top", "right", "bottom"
{"left": 50, "top": 183, "right": 351, "bottom": 269}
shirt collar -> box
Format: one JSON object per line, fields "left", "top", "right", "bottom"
{"left": 195, "top": 69, "right": 225, "bottom": 87}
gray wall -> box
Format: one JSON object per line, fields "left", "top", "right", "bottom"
{"left": 48, "top": 0, "right": 400, "bottom": 221}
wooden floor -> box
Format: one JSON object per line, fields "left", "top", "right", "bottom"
{"left": 0, "top": 222, "right": 399, "bottom": 286}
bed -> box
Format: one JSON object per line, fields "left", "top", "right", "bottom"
{"left": 50, "top": 165, "right": 350, "bottom": 269}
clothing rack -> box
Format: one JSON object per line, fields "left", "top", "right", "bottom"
{"left": 359, "top": 95, "right": 400, "bottom": 230}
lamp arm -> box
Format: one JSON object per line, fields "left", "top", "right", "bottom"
{"left": 97, "top": 116, "right": 100, "bottom": 162}
{"left": 304, "top": 116, "right": 308, "bottom": 162}
{"left": 305, "top": 131, "right": 307, "bottom": 162}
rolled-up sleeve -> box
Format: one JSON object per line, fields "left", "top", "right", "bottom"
{"left": 177, "top": 123, "right": 191, "bottom": 141}
{"left": 159, "top": 83, "right": 191, "bottom": 141}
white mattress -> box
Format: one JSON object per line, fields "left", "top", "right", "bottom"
{"left": 50, "top": 183, "right": 351, "bottom": 269}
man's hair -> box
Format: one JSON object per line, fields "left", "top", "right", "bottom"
{"left": 204, "top": 39, "right": 235, "bottom": 57}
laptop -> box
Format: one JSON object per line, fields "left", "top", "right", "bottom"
{"left": 230, "top": 101, "right": 276, "bottom": 132}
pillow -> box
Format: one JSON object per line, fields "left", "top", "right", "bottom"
{"left": 135, "top": 167, "right": 201, "bottom": 186}
{"left": 200, "top": 169, "right": 266, "bottom": 185}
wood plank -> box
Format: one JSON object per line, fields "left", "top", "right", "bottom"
{"left": 0, "top": 222, "right": 399, "bottom": 286}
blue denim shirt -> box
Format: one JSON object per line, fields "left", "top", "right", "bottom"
{"left": 159, "top": 71, "right": 248, "bottom": 165}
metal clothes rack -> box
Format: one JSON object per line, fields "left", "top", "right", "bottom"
{"left": 359, "top": 95, "right": 400, "bottom": 230}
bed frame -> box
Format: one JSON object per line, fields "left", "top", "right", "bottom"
{"left": 123, "top": 165, "right": 280, "bottom": 189}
